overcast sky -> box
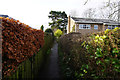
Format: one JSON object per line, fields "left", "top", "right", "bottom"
{"left": 0, "top": 0, "right": 118, "bottom": 30}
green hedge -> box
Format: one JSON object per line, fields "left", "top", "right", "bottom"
{"left": 82, "top": 27, "right": 120, "bottom": 79}
{"left": 3, "top": 33, "right": 54, "bottom": 79}
{"left": 58, "top": 33, "right": 87, "bottom": 79}
{"left": 58, "top": 27, "right": 120, "bottom": 79}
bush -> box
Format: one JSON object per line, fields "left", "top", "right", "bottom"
{"left": 45, "top": 28, "right": 55, "bottom": 41}
{"left": 2, "top": 17, "right": 44, "bottom": 76}
{"left": 59, "top": 27, "right": 120, "bottom": 79}
{"left": 40, "top": 25, "right": 44, "bottom": 31}
{"left": 54, "top": 29, "right": 63, "bottom": 38}
{"left": 58, "top": 32, "right": 88, "bottom": 79}
{"left": 45, "top": 28, "right": 54, "bottom": 36}
{"left": 3, "top": 33, "right": 54, "bottom": 79}
{"left": 72, "top": 25, "right": 75, "bottom": 32}
{"left": 82, "top": 27, "right": 120, "bottom": 79}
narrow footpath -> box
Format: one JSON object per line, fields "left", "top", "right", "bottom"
{"left": 37, "top": 41, "right": 61, "bottom": 79}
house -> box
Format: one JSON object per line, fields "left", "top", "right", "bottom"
{"left": 0, "top": 15, "right": 9, "bottom": 18}
{"left": 67, "top": 16, "right": 120, "bottom": 35}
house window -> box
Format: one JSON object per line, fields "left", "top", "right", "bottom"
{"left": 108, "top": 25, "right": 112, "bottom": 29}
{"left": 79, "top": 24, "right": 91, "bottom": 29}
{"left": 105, "top": 26, "right": 107, "bottom": 30}
{"left": 87, "top": 25, "right": 91, "bottom": 29}
{"left": 79, "top": 24, "right": 83, "bottom": 29}
{"left": 108, "top": 25, "right": 117, "bottom": 29}
{"left": 115, "top": 26, "right": 118, "bottom": 28}
{"left": 112, "top": 26, "right": 115, "bottom": 29}
{"left": 94, "top": 25, "right": 98, "bottom": 30}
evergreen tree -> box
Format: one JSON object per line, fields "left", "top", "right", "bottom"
{"left": 48, "top": 11, "right": 68, "bottom": 33}
{"left": 40, "top": 25, "right": 44, "bottom": 31}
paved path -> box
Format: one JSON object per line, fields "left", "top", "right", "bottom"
{"left": 37, "top": 41, "right": 61, "bottom": 79}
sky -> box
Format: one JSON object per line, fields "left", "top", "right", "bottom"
{"left": 0, "top": 0, "right": 117, "bottom": 30}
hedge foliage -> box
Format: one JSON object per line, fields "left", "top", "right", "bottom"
{"left": 82, "top": 27, "right": 120, "bottom": 79}
{"left": 45, "top": 28, "right": 54, "bottom": 36}
{"left": 58, "top": 32, "right": 87, "bottom": 79}
{"left": 54, "top": 29, "right": 63, "bottom": 38}
{"left": 59, "top": 27, "right": 120, "bottom": 79}
{"left": 1, "top": 17, "right": 44, "bottom": 76}
{"left": 3, "top": 33, "right": 54, "bottom": 79}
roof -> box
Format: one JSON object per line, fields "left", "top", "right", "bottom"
{"left": 71, "top": 17, "right": 120, "bottom": 25}
{"left": 0, "top": 15, "right": 9, "bottom": 18}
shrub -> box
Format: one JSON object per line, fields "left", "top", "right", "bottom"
{"left": 82, "top": 27, "right": 120, "bottom": 78}
{"left": 2, "top": 17, "right": 44, "bottom": 76}
{"left": 72, "top": 25, "right": 75, "bottom": 32}
{"left": 3, "top": 32, "right": 54, "bottom": 79}
{"left": 54, "top": 29, "right": 63, "bottom": 38}
{"left": 40, "top": 25, "right": 44, "bottom": 31}
{"left": 59, "top": 27, "right": 120, "bottom": 79}
{"left": 58, "top": 32, "right": 88, "bottom": 79}
{"left": 45, "top": 28, "right": 54, "bottom": 41}
{"left": 45, "top": 28, "right": 54, "bottom": 36}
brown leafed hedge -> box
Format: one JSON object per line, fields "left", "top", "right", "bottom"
{"left": 1, "top": 17, "right": 44, "bottom": 76}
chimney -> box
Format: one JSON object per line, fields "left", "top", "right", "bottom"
{"left": 67, "top": 15, "right": 71, "bottom": 34}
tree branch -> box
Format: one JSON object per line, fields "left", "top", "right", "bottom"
{"left": 84, "top": 0, "right": 89, "bottom": 5}
{"left": 108, "top": 9, "right": 120, "bottom": 18}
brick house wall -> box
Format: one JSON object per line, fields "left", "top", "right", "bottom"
{"left": 67, "top": 16, "right": 120, "bottom": 35}
{"left": 75, "top": 23, "right": 103, "bottom": 35}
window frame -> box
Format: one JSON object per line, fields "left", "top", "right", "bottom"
{"left": 108, "top": 25, "right": 117, "bottom": 29}
{"left": 108, "top": 25, "right": 112, "bottom": 29}
{"left": 79, "top": 24, "right": 83, "bottom": 29}
{"left": 79, "top": 24, "right": 91, "bottom": 29}
{"left": 94, "top": 25, "right": 98, "bottom": 30}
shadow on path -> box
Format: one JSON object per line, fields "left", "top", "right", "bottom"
{"left": 37, "top": 41, "right": 61, "bottom": 79}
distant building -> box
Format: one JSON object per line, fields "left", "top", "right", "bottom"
{"left": 0, "top": 15, "right": 9, "bottom": 18}
{"left": 67, "top": 16, "right": 120, "bottom": 35}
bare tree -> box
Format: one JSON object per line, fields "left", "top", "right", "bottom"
{"left": 99, "top": 1, "right": 119, "bottom": 21}
{"left": 84, "top": 0, "right": 120, "bottom": 21}
{"left": 82, "top": 8, "right": 96, "bottom": 18}
{"left": 84, "top": 0, "right": 90, "bottom": 5}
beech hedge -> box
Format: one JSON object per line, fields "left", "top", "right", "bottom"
{"left": 1, "top": 17, "right": 44, "bottom": 76}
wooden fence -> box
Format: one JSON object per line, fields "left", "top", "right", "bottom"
{"left": 3, "top": 33, "right": 54, "bottom": 79}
